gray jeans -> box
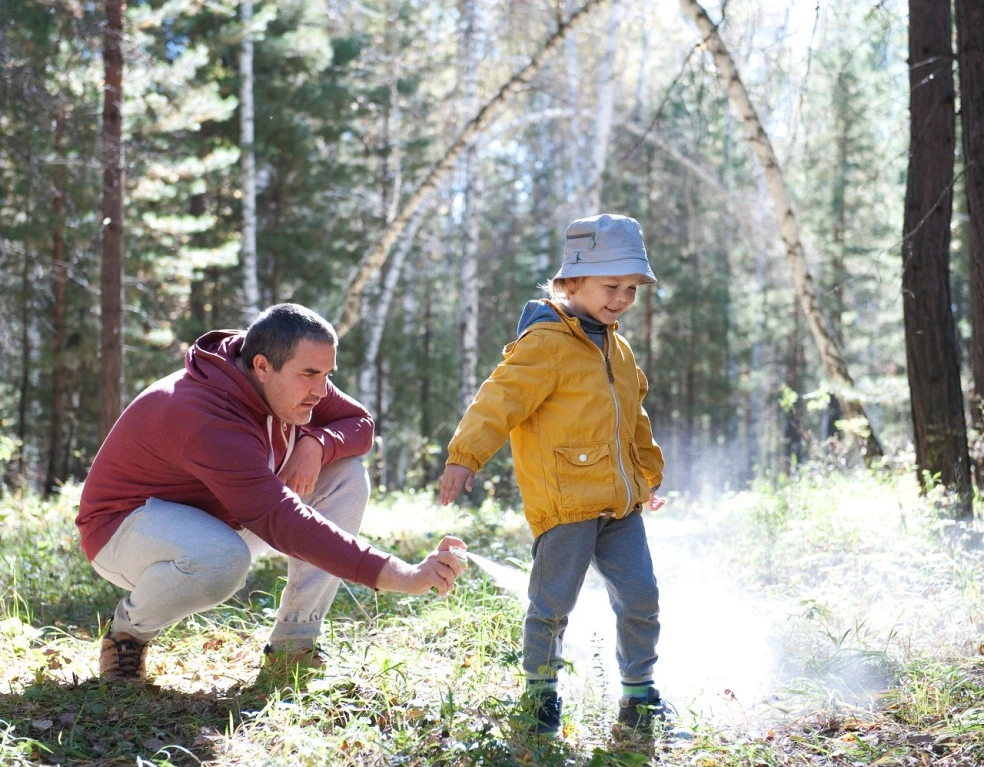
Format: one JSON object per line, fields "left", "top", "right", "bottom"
{"left": 91, "top": 457, "right": 370, "bottom": 650}
{"left": 524, "top": 511, "right": 660, "bottom": 684}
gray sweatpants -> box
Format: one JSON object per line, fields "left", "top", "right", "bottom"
{"left": 524, "top": 510, "right": 660, "bottom": 684}
{"left": 91, "top": 457, "right": 370, "bottom": 650}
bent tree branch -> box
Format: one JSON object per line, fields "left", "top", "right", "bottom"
{"left": 680, "top": 0, "right": 884, "bottom": 460}
{"left": 335, "top": 0, "right": 607, "bottom": 338}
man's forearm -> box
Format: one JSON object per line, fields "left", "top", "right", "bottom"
{"left": 373, "top": 556, "right": 413, "bottom": 592}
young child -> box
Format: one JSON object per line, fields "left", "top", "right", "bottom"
{"left": 439, "top": 213, "right": 667, "bottom": 735}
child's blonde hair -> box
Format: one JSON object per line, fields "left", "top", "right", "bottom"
{"left": 544, "top": 276, "right": 586, "bottom": 301}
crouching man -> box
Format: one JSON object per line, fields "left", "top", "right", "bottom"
{"left": 77, "top": 303, "right": 465, "bottom": 681}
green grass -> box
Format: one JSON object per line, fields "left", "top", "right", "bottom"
{"left": 1, "top": 467, "right": 983, "bottom": 765}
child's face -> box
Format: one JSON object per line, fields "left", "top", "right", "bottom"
{"left": 564, "top": 275, "right": 643, "bottom": 324}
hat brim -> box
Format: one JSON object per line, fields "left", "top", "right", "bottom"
{"left": 554, "top": 257, "right": 658, "bottom": 285}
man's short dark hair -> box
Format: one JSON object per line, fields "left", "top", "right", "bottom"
{"left": 242, "top": 304, "right": 338, "bottom": 372}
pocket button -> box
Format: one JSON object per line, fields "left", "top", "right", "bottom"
{"left": 579, "top": 454, "right": 587, "bottom": 462}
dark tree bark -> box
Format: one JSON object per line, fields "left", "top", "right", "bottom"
{"left": 902, "top": 0, "right": 971, "bottom": 510}
{"left": 783, "top": 296, "right": 805, "bottom": 471}
{"left": 188, "top": 192, "right": 208, "bottom": 339}
{"left": 46, "top": 113, "right": 68, "bottom": 494}
{"left": 419, "top": 260, "right": 433, "bottom": 486}
{"left": 957, "top": 0, "right": 984, "bottom": 482}
{"left": 17, "top": 245, "right": 32, "bottom": 483}
{"left": 99, "top": 0, "right": 125, "bottom": 441}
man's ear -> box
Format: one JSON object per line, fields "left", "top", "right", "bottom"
{"left": 252, "top": 353, "right": 272, "bottom": 382}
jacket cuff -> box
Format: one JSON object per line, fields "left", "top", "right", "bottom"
{"left": 299, "top": 431, "right": 337, "bottom": 465}
{"left": 355, "top": 550, "right": 392, "bottom": 590}
{"left": 446, "top": 452, "right": 482, "bottom": 473}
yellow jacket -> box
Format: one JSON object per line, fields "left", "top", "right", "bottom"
{"left": 446, "top": 300, "right": 664, "bottom": 539}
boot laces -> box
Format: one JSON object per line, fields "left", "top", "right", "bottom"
{"left": 107, "top": 636, "right": 147, "bottom": 676}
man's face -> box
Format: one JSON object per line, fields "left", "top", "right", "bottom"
{"left": 565, "top": 275, "right": 643, "bottom": 324}
{"left": 252, "top": 338, "right": 337, "bottom": 425}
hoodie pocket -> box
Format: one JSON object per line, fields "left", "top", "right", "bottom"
{"left": 555, "top": 443, "right": 615, "bottom": 512}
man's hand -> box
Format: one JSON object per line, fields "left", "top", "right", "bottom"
{"left": 279, "top": 435, "right": 324, "bottom": 497}
{"left": 375, "top": 536, "right": 468, "bottom": 595}
{"left": 439, "top": 465, "right": 475, "bottom": 506}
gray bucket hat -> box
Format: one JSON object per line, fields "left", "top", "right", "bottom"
{"left": 554, "top": 214, "right": 657, "bottom": 284}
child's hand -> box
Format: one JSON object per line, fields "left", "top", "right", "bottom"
{"left": 439, "top": 464, "right": 475, "bottom": 506}
{"left": 648, "top": 490, "right": 665, "bottom": 512}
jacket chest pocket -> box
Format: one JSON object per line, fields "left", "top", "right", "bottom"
{"left": 554, "top": 443, "right": 615, "bottom": 512}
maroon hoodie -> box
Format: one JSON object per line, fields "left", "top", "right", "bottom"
{"left": 77, "top": 331, "right": 391, "bottom": 588}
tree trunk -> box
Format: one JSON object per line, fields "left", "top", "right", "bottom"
{"left": 17, "top": 245, "right": 32, "bottom": 483}
{"left": 358, "top": 212, "right": 425, "bottom": 404}
{"left": 902, "top": 0, "right": 971, "bottom": 508}
{"left": 419, "top": 256, "right": 434, "bottom": 487}
{"left": 826, "top": 72, "right": 849, "bottom": 441}
{"left": 46, "top": 113, "right": 68, "bottom": 494}
{"left": 584, "top": 0, "right": 621, "bottom": 213}
{"left": 188, "top": 192, "right": 208, "bottom": 338}
{"left": 335, "top": 0, "right": 607, "bottom": 338}
{"left": 240, "top": 0, "right": 259, "bottom": 321}
{"left": 783, "top": 295, "right": 805, "bottom": 472}
{"left": 679, "top": 0, "right": 883, "bottom": 460}
{"left": 957, "top": 0, "right": 984, "bottom": 481}
{"left": 682, "top": 175, "right": 698, "bottom": 488}
{"left": 457, "top": 0, "right": 482, "bottom": 414}
{"left": 99, "top": 0, "right": 125, "bottom": 442}
{"left": 562, "top": 0, "right": 584, "bottom": 222}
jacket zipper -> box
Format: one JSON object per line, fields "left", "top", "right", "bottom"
{"left": 601, "top": 330, "right": 633, "bottom": 516}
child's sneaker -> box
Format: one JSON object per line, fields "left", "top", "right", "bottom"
{"left": 524, "top": 689, "right": 563, "bottom": 735}
{"left": 617, "top": 687, "right": 668, "bottom": 730}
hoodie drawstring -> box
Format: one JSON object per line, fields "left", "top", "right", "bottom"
{"left": 266, "top": 415, "right": 296, "bottom": 474}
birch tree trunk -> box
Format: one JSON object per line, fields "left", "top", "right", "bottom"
{"left": 957, "top": 0, "right": 984, "bottom": 478}
{"left": 240, "top": 0, "right": 260, "bottom": 322}
{"left": 679, "top": 0, "right": 883, "bottom": 459}
{"left": 357, "top": 213, "right": 424, "bottom": 405}
{"left": 584, "top": 0, "right": 621, "bottom": 214}
{"left": 336, "top": 0, "right": 607, "bottom": 338}
{"left": 902, "top": 0, "right": 970, "bottom": 508}
{"left": 99, "top": 0, "right": 125, "bottom": 442}
{"left": 457, "top": 0, "right": 482, "bottom": 414}
{"left": 562, "top": 0, "right": 585, "bottom": 221}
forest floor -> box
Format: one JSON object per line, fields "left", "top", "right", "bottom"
{"left": 1, "top": 464, "right": 983, "bottom": 766}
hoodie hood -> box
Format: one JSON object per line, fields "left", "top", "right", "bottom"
{"left": 516, "top": 300, "right": 564, "bottom": 337}
{"left": 185, "top": 330, "right": 272, "bottom": 416}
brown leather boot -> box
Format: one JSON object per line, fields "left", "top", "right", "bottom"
{"left": 263, "top": 643, "right": 328, "bottom": 670}
{"left": 99, "top": 632, "right": 150, "bottom": 682}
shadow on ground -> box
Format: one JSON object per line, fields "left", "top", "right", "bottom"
{"left": 0, "top": 671, "right": 290, "bottom": 766}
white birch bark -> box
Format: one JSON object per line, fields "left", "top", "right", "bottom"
{"left": 335, "top": 0, "right": 607, "bottom": 338}
{"left": 584, "top": 0, "right": 621, "bottom": 214}
{"left": 564, "top": 0, "right": 585, "bottom": 206}
{"left": 240, "top": 0, "right": 259, "bottom": 322}
{"left": 357, "top": 212, "right": 426, "bottom": 406}
{"left": 679, "top": 0, "right": 883, "bottom": 458}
